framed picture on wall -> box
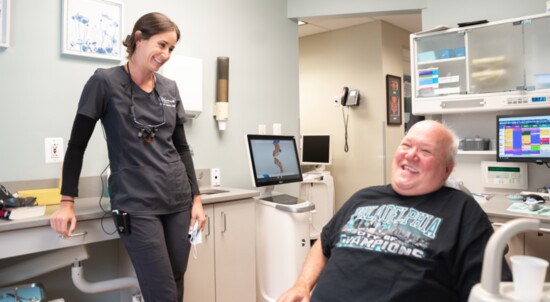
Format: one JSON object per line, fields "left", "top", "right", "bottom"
{"left": 62, "top": 0, "right": 124, "bottom": 60}
{"left": 0, "top": 0, "right": 10, "bottom": 48}
{"left": 386, "top": 74, "right": 402, "bottom": 125}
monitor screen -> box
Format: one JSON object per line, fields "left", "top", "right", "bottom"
{"left": 246, "top": 134, "right": 303, "bottom": 187}
{"left": 301, "top": 134, "right": 332, "bottom": 166}
{"left": 497, "top": 113, "right": 550, "bottom": 163}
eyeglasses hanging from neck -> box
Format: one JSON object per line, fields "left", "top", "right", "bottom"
{"left": 126, "top": 62, "right": 166, "bottom": 143}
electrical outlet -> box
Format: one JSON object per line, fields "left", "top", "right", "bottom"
{"left": 45, "top": 137, "right": 65, "bottom": 163}
{"left": 273, "top": 123, "right": 282, "bottom": 135}
{"left": 258, "top": 124, "right": 267, "bottom": 134}
{"left": 211, "top": 168, "right": 221, "bottom": 187}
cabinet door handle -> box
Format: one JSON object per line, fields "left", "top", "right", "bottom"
{"left": 59, "top": 231, "right": 88, "bottom": 239}
{"left": 205, "top": 215, "right": 211, "bottom": 237}
{"left": 221, "top": 211, "right": 227, "bottom": 233}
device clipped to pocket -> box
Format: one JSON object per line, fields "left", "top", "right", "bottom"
{"left": 112, "top": 209, "right": 130, "bottom": 234}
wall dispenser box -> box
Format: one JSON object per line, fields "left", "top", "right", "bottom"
{"left": 161, "top": 55, "right": 203, "bottom": 119}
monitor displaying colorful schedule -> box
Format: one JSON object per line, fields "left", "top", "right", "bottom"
{"left": 497, "top": 113, "right": 550, "bottom": 163}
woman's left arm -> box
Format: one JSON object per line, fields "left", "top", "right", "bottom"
{"left": 172, "top": 124, "right": 206, "bottom": 230}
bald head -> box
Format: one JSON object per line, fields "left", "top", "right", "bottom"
{"left": 391, "top": 120, "right": 458, "bottom": 196}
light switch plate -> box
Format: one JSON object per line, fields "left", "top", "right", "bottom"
{"left": 211, "top": 168, "right": 221, "bottom": 187}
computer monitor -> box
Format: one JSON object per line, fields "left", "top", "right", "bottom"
{"left": 245, "top": 134, "right": 303, "bottom": 192}
{"left": 300, "top": 134, "right": 331, "bottom": 171}
{"left": 497, "top": 113, "right": 550, "bottom": 163}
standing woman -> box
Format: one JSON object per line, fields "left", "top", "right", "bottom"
{"left": 50, "top": 12, "right": 206, "bottom": 301}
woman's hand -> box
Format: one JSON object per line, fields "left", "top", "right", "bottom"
{"left": 50, "top": 199, "right": 77, "bottom": 237}
{"left": 190, "top": 195, "right": 206, "bottom": 231}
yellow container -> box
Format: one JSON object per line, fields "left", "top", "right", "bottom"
{"left": 17, "top": 188, "right": 61, "bottom": 206}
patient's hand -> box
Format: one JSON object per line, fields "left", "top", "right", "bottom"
{"left": 277, "top": 285, "right": 310, "bottom": 302}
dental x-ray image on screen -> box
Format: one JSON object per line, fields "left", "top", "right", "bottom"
{"left": 246, "top": 134, "right": 303, "bottom": 188}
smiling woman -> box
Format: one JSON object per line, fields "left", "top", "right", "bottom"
{"left": 49, "top": 12, "right": 206, "bottom": 302}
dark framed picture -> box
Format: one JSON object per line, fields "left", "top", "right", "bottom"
{"left": 386, "top": 74, "right": 402, "bottom": 125}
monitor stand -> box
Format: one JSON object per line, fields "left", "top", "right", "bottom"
{"left": 312, "top": 165, "right": 326, "bottom": 173}
{"left": 258, "top": 185, "right": 275, "bottom": 198}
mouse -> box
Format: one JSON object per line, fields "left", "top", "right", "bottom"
{"left": 522, "top": 194, "right": 545, "bottom": 203}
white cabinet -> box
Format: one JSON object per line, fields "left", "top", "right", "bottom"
{"left": 299, "top": 172, "right": 334, "bottom": 240}
{"left": 525, "top": 230, "right": 550, "bottom": 282}
{"left": 410, "top": 13, "right": 550, "bottom": 114}
{"left": 184, "top": 198, "right": 256, "bottom": 302}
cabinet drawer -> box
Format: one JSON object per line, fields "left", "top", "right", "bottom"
{"left": 0, "top": 219, "right": 118, "bottom": 259}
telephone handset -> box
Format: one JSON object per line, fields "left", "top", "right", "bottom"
{"left": 340, "top": 87, "right": 349, "bottom": 105}
{"left": 340, "top": 87, "right": 360, "bottom": 106}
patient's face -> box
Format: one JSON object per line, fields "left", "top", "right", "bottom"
{"left": 391, "top": 121, "right": 453, "bottom": 196}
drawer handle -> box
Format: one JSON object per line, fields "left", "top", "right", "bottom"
{"left": 60, "top": 231, "right": 88, "bottom": 239}
{"left": 206, "top": 215, "right": 211, "bottom": 237}
{"left": 221, "top": 212, "right": 227, "bottom": 233}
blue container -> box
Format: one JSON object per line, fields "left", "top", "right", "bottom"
{"left": 454, "top": 47, "right": 465, "bottom": 57}
{"left": 417, "top": 51, "right": 436, "bottom": 62}
{"left": 438, "top": 48, "right": 452, "bottom": 59}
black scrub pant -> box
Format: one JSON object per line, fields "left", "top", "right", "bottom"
{"left": 119, "top": 209, "right": 191, "bottom": 302}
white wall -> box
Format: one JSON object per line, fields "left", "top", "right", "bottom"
{"left": 0, "top": 0, "right": 300, "bottom": 195}
{"left": 299, "top": 21, "right": 409, "bottom": 209}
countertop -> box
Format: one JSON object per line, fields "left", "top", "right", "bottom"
{"left": 478, "top": 194, "right": 550, "bottom": 227}
{"left": 0, "top": 187, "right": 259, "bottom": 232}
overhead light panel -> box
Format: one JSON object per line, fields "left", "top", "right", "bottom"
{"left": 298, "top": 20, "right": 308, "bottom": 26}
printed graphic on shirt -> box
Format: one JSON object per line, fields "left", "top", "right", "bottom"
{"left": 335, "top": 204, "right": 442, "bottom": 259}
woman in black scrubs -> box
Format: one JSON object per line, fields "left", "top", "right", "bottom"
{"left": 50, "top": 12, "right": 205, "bottom": 302}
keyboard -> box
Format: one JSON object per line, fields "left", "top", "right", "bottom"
{"left": 260, "top": 194, "right": 301, "bottom": 205}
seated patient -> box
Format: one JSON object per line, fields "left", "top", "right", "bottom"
{"left": 278, "top": 120, "right": 512, "bottom": 302}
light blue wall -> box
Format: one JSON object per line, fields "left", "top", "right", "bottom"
{"left": 0, "top": 0, "right": 300, "bottom": 192}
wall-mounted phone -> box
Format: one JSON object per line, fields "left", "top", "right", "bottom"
{"left": 339, "top": 87, "right": 349, "bottom": 105}
{"left": 340, "top": 87, "right": 360, "bottom": 106}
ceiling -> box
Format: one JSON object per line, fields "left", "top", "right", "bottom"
{"left": 298, "top": 13, "right": 422, "bottom": 37}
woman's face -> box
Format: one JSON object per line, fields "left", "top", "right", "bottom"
{"left": 133, "top": 29, "right": 178, "bottom": 72}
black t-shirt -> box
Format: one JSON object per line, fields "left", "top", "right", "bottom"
{"left": 312, "top": 185, "right": 512, "bottom": 302}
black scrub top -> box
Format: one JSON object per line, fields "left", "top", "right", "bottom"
{"left": 77, "top": 66, "right": 193, "bottom": 215}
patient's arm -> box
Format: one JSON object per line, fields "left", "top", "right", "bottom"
{"left": 277, "top": 240, "right": 328, "bottom": 302}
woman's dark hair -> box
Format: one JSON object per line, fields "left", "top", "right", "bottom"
{"left": 123, "top": 12, "right": 181, "bottom": 58}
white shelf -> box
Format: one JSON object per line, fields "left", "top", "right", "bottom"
{"left": 457, "top": 150, "right": 496, "bottom": 155}
{"left": 417, "top": 56, "right": 465, "bottom": 66}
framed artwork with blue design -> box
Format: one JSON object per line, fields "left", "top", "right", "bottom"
{"left": 62, "top": 0, "right": 124, "bottom": 60}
